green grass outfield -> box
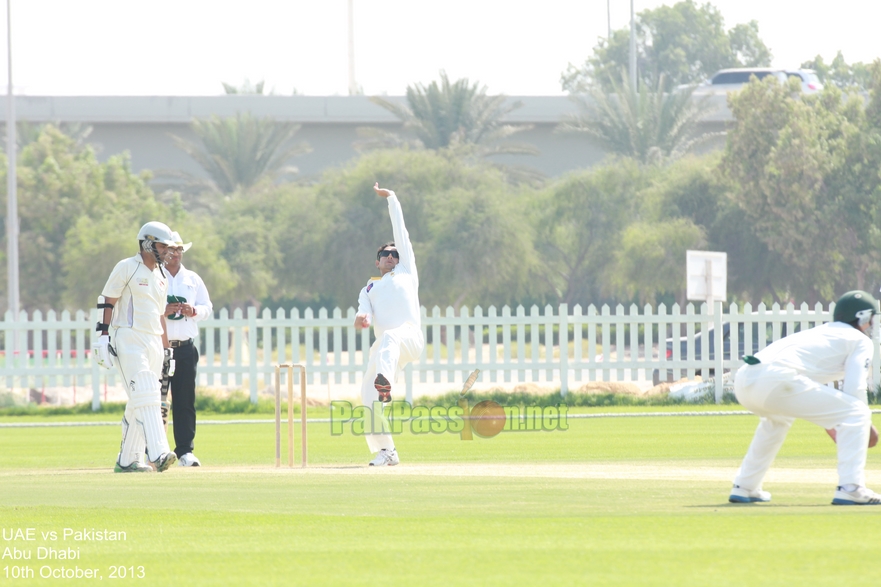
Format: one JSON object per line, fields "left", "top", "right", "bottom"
{"left": 2, "top": 407, "right": 881, "bottom": 586}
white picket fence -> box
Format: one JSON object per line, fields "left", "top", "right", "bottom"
{"left": 2, "top": 301, "right": 875, "bottom": 409}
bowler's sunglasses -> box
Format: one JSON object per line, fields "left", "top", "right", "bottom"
{"left": 377, "top": 249, "right": 399, "bottom": 260}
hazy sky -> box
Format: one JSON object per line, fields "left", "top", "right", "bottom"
{"left": 1, "top": 0, "right": 878, "bottom": 96}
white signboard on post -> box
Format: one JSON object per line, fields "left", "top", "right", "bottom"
{"left": 686, "top": 250, "right": 728, "bottom": 404}
{"left": 686, "top": 250, "right": 727, "bottom": 305}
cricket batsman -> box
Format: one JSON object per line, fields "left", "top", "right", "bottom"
{"left": 93, "top": 221, "right": 178, "bottom": 473}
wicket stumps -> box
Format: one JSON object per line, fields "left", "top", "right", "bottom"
{"left": 274, "top": 363, "right": 308, "bottom": 468}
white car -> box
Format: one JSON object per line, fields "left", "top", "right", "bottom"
{"left": 692, "top": 68, "right": 788, "bottom": 96}
{"left": 785, "top": 69, "right": 824, "bottom": 94}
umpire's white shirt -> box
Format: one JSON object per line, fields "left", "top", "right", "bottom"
{"left": 165, "top": 264, "right": 213, "bottom": 341}
{"left": 754, "top": 322, "right": 874, "bottom": 402}
{"left": 357, "top": 193, "right": 421, "bottom": 339}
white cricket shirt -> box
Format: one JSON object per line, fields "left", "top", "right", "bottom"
{"left": 754, "top": 321, "right": 875, "bottom": 399}
{"left": 165, "top": 264, "right": 213, "bottom": 341}
{"left": 357, "top": 193, "right": 421, "bottom": 339}
{"left": 101, "top": 255, "right": 167, "bottom": 336}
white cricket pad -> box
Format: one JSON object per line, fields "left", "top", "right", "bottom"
{"left": 135, "top": 405, "right": 170, "bottom": 461}
{"left": 129, "top": 370, "right": 161, "bottom": 409}
{"left": 117, "top": 411, "right": 145, "bottom": 468}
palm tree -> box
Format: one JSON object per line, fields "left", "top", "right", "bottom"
{"left": 221, "top": 79, "right": 266, "bottom": 94}
{"left": 357, "top": 71, "right": 538, "bottom": 157}
{"left": 165, "top": 112, "right": 311, "bottom": 196}
{"left": 558, "top": 69, "right": 715, "bottom": 164}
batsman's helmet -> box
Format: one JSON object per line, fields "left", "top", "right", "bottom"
{"left": 137, "top": 221, "right": 176, "bottom": 246}
{"left": 833, "top": 290, "right": 878, "bottom": 326}
{"left": 137, "top": 221, "right": 176, "bottom": 265}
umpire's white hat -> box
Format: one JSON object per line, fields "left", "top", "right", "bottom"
{"left": 170, "top": 231, "right": 193, "bottom": 252}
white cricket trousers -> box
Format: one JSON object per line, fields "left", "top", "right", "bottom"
{"left": 113, "top": 328, "right": 171, "bottom": 465}
{"left": 360, "top": 322, "right": 424, "bottom": 453}
{"left": 733, "top": 362, "right": 871, "bottom": 490}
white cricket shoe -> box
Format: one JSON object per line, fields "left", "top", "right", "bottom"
{"left": 728, "top": 485, "right": 771, "bottom": 503}
{"left": 832, "top": 486, "right": 881, "bottom": 505}
{"left": 369, "top": 448, "right": 399, "bottom": 467}
{"left": 152, "top": 452, "right": 177, "bottom": 473}
{"left": 114, "top": 460, "right": 153, "bottom": 473}
{"left": 179, "top": 453, "right": 201, "bottom": 467}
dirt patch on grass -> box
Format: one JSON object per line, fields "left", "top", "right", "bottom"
{"left": 187, "top": 463, "right": 881, "bottom": 486}
{"left": 6, "top": 462, "right": 879, "bottom": 487}
{"left": 574, "top": 382, "right": 643, "bottom": 395}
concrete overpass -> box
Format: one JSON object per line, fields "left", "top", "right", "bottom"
{"left": 0, "top": 94, "right": 732, "bottom": 182}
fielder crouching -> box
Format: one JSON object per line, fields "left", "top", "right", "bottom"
{"left": 731, "top": 290, "right": 880, "bottom": 505}
{"left": 93, "top": 221, "right": 178, "bottom": 473}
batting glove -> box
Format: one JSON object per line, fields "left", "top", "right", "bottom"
{"left": 94, "top": 334, "right": 115, "bottom": 370}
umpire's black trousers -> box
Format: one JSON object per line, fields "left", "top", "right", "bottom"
{"left": 169, "top": 340, "right": 199, "bottom": 457}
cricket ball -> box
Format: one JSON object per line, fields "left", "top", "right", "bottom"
{"left": 469, "top": 400, "right": 506, "bottom": 438}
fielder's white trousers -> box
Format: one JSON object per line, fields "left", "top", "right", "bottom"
{"left": 360, "top": 322, "right": 424, "bottom": 453}
{"left": 113, "top": 328, "right": 171, "bottom": 465}
{"left": 733, "top": 362, "right": 871, "bottom": 490}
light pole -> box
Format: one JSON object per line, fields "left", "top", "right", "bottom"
{"left": 629, "top": 0, "right": 637, "bottom": 89}
{"left": 606, "top": 0, "right": 612, "bottom": 42}
{"left": 347, "top": 0, "right": 357, "bottom": 95}
{"left": 6, "top": 0, "right": 19, "bottom": 327}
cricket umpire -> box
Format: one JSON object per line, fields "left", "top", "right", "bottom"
{"left": 163, "top": 231, "right": 213, "bottom": 467}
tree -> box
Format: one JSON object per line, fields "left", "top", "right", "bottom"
{"left": 357, "top": 71, "right": 538, "bottom": 164}
{"left": 558, "top": 70, "right": 715, "bottom": 164}
{"left": 800, "top": 52, "right": 874, "bottom": 91}
{"left": 823, "top": 61, "right": 881, "bottom": 293}
{"left": 610, "top": 219, "right": 705, "bottom": 305}
{"left": 166, "top": 112, "right": 311, "bottom": 198}
{"left": 561, "top": 0, "right": 771, "bottom": 93}
{"left": 0, "top": 127, "right": 165, "bottom": 311}
{"left": 221, "top": 78, "right": 299, "bottom": 96}
{"left": 0, "top": 126, "right": 167, "bottom": 311}
{"left": 307, "top": 149, "right": 538, "bottom": 310}
{"left": 532, "top": 160, "right": 647, "bottom": 305}
{"left": 16, "top": 121, "right": 92, "bottom": 150}
{"left": 726, "top": 21, "right": 772, "bottom": 72}
{"left": 64, "top": 214, "right": 235, "bottom": 311}
{"left": 212, "top": 213, "right": 279, "bottom": 309}
{"left": 638, "top": 153, "right": 789, "bottom": 304}
{"left": 0, "top": 125, "right": 236, "bottom": 312}
{"left": 420, "top": 183, "right": 535, "bottom": 309}
{"left": 723, "top": 74, "right": 881, "bottom": 301}
{"left": 221, "top": 79, "right": 266, "bottom": 94}
{"left": 213, "top": 182, "right": 331, "bottom": 309}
